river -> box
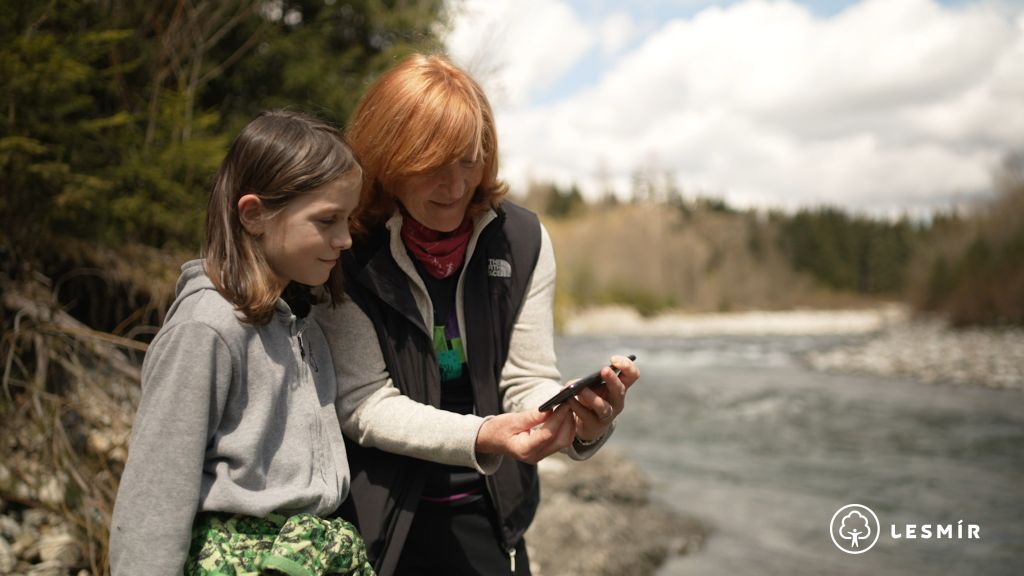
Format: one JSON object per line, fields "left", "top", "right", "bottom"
{"left": 554, "top": 333, "right": 1024, "bottom": 576}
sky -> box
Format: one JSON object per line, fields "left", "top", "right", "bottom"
{"left": 445, "top": 0, "right": 1024, "bottom": 215}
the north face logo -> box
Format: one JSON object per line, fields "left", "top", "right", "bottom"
{"left": 488, "top": 258, "right": 512, "bottom": 278}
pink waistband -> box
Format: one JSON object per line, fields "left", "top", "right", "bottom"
{"left": 420, "top": 489, "right": 481, "bottom": 503}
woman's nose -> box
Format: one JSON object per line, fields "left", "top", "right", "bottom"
{"left": 441, "top": 164, "right": 467, "bottom": 199}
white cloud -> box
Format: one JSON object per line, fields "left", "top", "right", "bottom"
{"left": 599, "top": 12, "right": 635, "bottom": 55}
{"left": 446, "top": 0, "right": 1024, "bottom": 214}
{"left": 446, "top": 0, "right": 593, "bottom": 108}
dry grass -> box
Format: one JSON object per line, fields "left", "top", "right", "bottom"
{"left": 2, "top": 290, "right": 139, "bottom": 574}
{"left": 0, "top": 242, "right": 166, "bottom": 574}
{"left": 543, "top": 202, "right": 875, "bottom": 327}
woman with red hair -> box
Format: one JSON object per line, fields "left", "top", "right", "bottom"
{"left": 321, "top": 54, "right": 639, "bottom": 575}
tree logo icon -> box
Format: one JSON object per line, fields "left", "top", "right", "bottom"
{"left": 830, "top": 504, "right": 880, "bottom": 554}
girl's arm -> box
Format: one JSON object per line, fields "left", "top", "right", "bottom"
{"left": 109, "top": 322, "right": 231, "bottom": 575}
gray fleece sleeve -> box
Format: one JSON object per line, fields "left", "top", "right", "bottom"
{"left": 109, "top": 322, "right": 231, "bottom": 575}
{"left": 320, "top": 300, "right": 501, "bottom": 474}
{"left": 499, "top": 223, "right": 614, "bottom": 459}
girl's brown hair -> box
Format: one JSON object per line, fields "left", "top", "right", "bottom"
{"left": 203, "top": 110, "right": 359, "bottom": 324}
{"left": 346, "top": 53, "right": 508, "bottom": 232}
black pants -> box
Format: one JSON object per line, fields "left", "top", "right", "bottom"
{"left": 395, "top": 496, "right": 530, "bottom": 576}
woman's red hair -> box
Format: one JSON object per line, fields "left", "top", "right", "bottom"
{"left": 346, "top": 53, "right": 507, "bottom": 232}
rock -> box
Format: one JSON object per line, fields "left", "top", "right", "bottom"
{"left": 21, "top": 509, "right": 48, "bottom": 531}
{"left": 39, "top": 532, "right": 80, "bottom": 566}
{"left": 526, "top": 449, "right": 705, "bottom": 576}
{"left": 806, "top": 320, "right": 1024, "bottom": 390}
{"left": 12, "top": 530, "right": 37, "bottom": 558}
{"left": 38, "top": 476, "right": 65, "bottom": 508}
{"left": 0, "top": 535, "right": 16, "bottom": 573}
{"left": 537, "top": 456, "right": 569, "bottom": 476}
{"left": 542, "top": 451, "right": 650, "bottom": 505}
{"left": 0, "top": 514, "right": 21, "bottom": 540}
{"left": 12, "top": 482, "right": 33, "bottom": 502}
{"left": 0, "top": 464, "right": 11, "bottom": 493}
{"left": 109, "top": 446, "right": 128, "bottom": 464}
{"left": 87, "top": 431, "right": 112, "bottom": 455}
{"left": 27, "top": 559, "right": 65, "bottom": 576}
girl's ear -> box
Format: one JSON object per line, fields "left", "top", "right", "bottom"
{"left": 238, "top": 194, "right": 265, "bottom": 235}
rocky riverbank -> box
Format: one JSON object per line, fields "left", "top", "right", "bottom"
{"left": 0, "top": 505, "right": 85, "bottom": 576}
{"left": 2, "top": 284, "right": 702, "bottom": 575}
{"left": 0, "top": 449, "right": 704, "bottom": 576}
{"left": 805, "top": 319, "right": 1024, "bottom": 390}
{"left": 563, "top": 304, "right": 908, "bottom": 336}
{"left": 526, "top": 449, "right": 704, "bottom": 576}
{"left": 565, "top": 304, "right": 1023, "bottom": 391}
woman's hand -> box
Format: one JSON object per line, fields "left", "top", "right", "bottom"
{"left": 475, "top": 405, "right": 575, "bottom": 464}
{"left": 569, "top": 354, "right": 639, "bottom": 443}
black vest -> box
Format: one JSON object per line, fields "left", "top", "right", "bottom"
{"left": 337, "top": 202, "right": 543, "bottom": 576}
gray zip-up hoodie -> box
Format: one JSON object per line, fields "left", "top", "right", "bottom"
{"left": 109, "top": 260, "right": 350, "bottom": 575}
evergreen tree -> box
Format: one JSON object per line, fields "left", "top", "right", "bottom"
{"left": 1, "top": 0, "right": 448, "bottom": 259}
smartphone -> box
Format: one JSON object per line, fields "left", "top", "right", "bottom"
{"left": 538, "top": 354, "right": 636, "bottom": 412}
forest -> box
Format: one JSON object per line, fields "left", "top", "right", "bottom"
{"left": 524, "top": 160, "right": 1023, "bottom": 327}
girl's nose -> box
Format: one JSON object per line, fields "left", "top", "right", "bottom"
{"left": 331, "top": 229, "right": 352, "bottom": 251}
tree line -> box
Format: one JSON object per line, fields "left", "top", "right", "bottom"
{"left": 527, "top": 165, "right": 1024, "bottom": 326}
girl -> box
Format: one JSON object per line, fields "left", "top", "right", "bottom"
{"left": 109, "top": 110, "right": 373, "bottom": 576}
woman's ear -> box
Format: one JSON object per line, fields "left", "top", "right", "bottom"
{"left": 238, "top": 194, "right": 265, "bottom": 235}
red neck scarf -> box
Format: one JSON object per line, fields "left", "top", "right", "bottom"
{"left": 400, "top": 215, "right": 473, "bottom": 279}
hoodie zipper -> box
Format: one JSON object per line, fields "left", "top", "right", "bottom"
{"left": 296, "top": 332, "right": 318, "bottom": 372}
{"left": 295, "top": 324, "right": 335, "bottom": 509}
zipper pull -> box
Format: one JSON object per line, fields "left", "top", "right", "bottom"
{"left": 297, "top": 333, "right": 318, "bottom": 372}
{"left": 509, "top": 547, "right": 516, "bottom": 574}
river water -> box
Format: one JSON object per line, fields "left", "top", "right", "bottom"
{"left": 555, "top": 334, "right": 1024, "bottom": 576}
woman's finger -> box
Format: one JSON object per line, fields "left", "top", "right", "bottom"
{"left": 598, "top": 366, "right": 627, "bottom": 414}
{"left": 567, "top": 397, "right": 603, "bottom": 428}
{"left": 611, "top": 355, "right": 640, "bottom": 388}
{"left": 574, "top": 386, "right": 615, "bottom": 422}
